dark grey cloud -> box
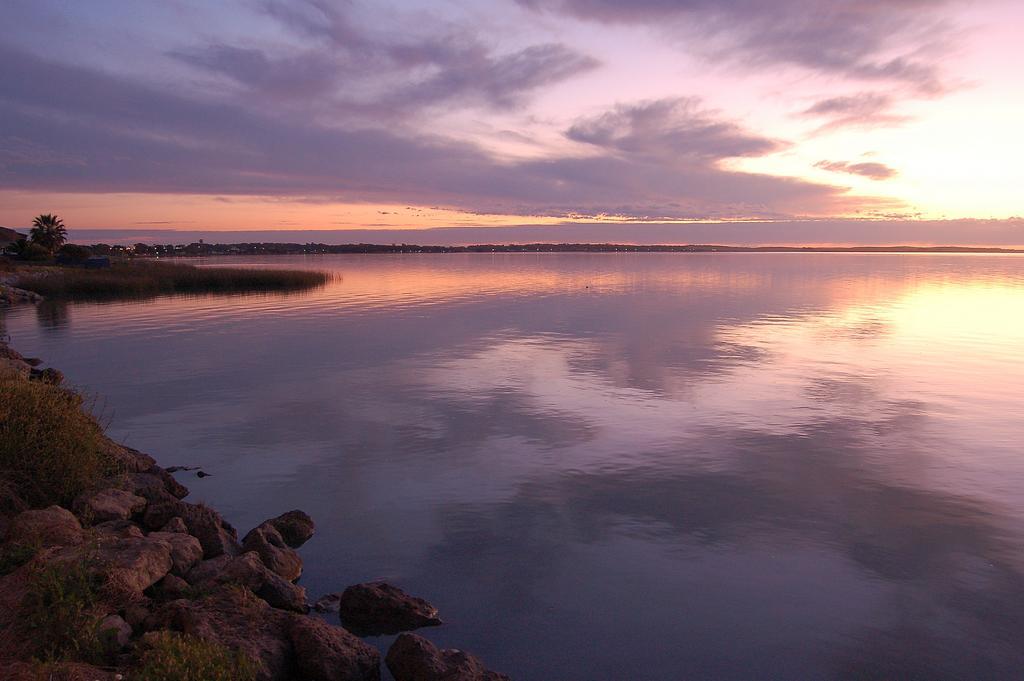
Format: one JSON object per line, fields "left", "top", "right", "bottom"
{"left": 566, "top": 97, "right": 783, "bottom": 160}
{"left": 517, "top": 0, "right": 956, "bottom": 91}
{"left": 171, "top": 45, "right": 343, "bottom": 99}
{"left": 0, "top": 45, "right": 855, "bottom": 220}
{"left": 173, "top": 0, "right": 597, "bottom": 114}
{"left": 816, "top": 160, "right": 898, "bottom": 180}
{"left": 802, "top": 92, "right": 913, "bottom": 131}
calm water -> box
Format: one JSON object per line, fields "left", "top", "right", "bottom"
{"left": 5, "top": 253, "right": 1024, "bottom": 679}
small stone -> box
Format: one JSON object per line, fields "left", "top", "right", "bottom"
{"left": 196, "top": 470, "right": 211, "bottom": 478}
{"left": 99, "top": 614, "right": 132, "bottom": 650}
{"left": 161, "top": 516, "right": 188, "bottom": 534}
{"left": 314, "top": 593, "right": 342, "bottom": 613}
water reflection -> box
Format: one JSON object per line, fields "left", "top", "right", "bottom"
{"left": 3, "top": 254, "right": 1024, "bottom": 679}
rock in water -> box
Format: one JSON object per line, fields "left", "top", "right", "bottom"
{"left": 338, "top": 582, "right": 441, "bottom": 636}
{"left": 313, "top": 593, "right": 342, "bottom": 613}
{"left": 266, "top": 510, "right": 315, "bottom": 549}
{"left": 242, "top": 523, "right": 303, "bottom": 582}
{"left": 386, "top": 633, "right": 510, "bottom": 681}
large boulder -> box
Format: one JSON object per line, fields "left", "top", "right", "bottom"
{"left": 149, "top": 531, "right": 204, "bottom": 576}
{"left": 288, "top": 614, "right": 381, "bottom": 681}
{"left": 386, "top": 634, "right": 510, "bottom": 681}
{"left": 339, "top": 582, "right": 442, "bottom": 636}
{"left": 152, "top": 585, "right": 296, "bottom": 681}
{"left": 242, "top": 523, "right": 303, "bottom": 582}
{"left": 93, "top": 535, "right": 175, "bottom": 596}
{"left": 143, "top": 498, "right": 241, "bottom": 558}
{"left": 192, "top": 551, "right": 307, "bottom": 613}
{"left": 7, "top": 506, "right": 83, "bottom": 548}
{"left": 264, "top": 510, "right": 315, "bottom": 549}
{"left": 73, "top": 488, "right": 146, "bottom": 524}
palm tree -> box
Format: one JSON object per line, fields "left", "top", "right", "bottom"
{"left": 30, "top": 214, "right": 67, "bottom": 253}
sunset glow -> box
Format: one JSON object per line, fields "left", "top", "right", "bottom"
{"left": 1, "top": 0, "right": 1022, "bottom": 244}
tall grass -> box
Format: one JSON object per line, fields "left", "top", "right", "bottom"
{"left": 135, "top": 632, "right": 258, "bottom": 681}
{"left": 14, "top": 262, "right": 330, "bottom": 299}
{"left": 0, "top": 375, "right": 119, "bottom": 507}
{"left": 21, "top": 560, "right": 106, "bottom": 663}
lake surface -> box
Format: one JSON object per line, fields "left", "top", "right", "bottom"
{"left": 5, "top": 253, "right": 1024, "bottom": 679}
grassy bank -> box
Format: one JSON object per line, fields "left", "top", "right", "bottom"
{"left": 11, "top": 261, "right": 330, "bottom": 299}
{"left": 0, "top": 373, "right": 118, "bottom": 508}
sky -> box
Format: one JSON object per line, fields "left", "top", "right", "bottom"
{"left": 0, "top": 0, "right": 1022, "bottom": 245}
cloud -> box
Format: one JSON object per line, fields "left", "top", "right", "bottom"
{"left": 169, "top": 0, "right": 598, "bottom": 115}
{"left": 816, "top": 160, "right": 898, "bottom": 180}
{"left": 0, "top": 45, "right": 865, "bottom": 220}
{"left": 516, "top": 0, "right": 956, "bottom": 91}
{"left": 802, "top": 93, "right": 913, "bottom": 131}
{"left": 566, "top": 97, "right": 784, "bottom": 160}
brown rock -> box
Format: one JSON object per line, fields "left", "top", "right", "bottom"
{"left": 124, "top": 602, "right": 151, "bottom": 630}
{"left": 104, "top": 443, "right": 158, "bottom": 474}
{"left": 143, "top": 498, "right": 240, "bottom": 558}
{"left": 386, "top": 633, "right": 510, "bottom": 681}
{"left": 288, "top": 614, "right": 381, "bottom": 681}
{"left": 149, "top": 531, "right": 204, "bottom": 576}
{"left": 73, "top": 487, "right": 146, "bottom": 523}
{"left": 94, "top": 519, "right": 145, "bottom": 539}
{"left": 313, "top": 593, "right": 342, "bottom": 613}
{"left": 339, "top": 582, "right": 442, "bottom": 636}
{"left": 192, "top": 551, "right": 307, "bottom": 613}
{"left": 151, "top": 573, "right": 190, "bottom": 601}
{"left": 265, "top": 510, "right": 315, "bottom": 548}
{"left": 99, "top": 614, "right": 132, "bottom": 650}
{"left": 94, "top": 535, "right": 174, "bottom": 596}
{"left": 127, "top": 469, "right": 189, "bottom": 502}
{"left": 161, "top": 516, "right": 188, "bottom": 533}
{"left": 242, "top": 523, "right": 303, "bottom": 582}
{"left": 7, "top": 506, "right": 83, "bottom": 548}
{"left": 152, "top": 585, "right": 297, "bottom": 681}
{"left": 184, "top": 555, "right": 232, "bottom": 585}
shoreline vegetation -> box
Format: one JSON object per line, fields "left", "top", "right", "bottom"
{"left": 44, "top": 242, "right": 1024, "bottom": 257}
{"left": 2, "top": 261, "right": 331, "bottom": 300}
{"left": 0, "top": 337, "right": 511, "bottom": 680}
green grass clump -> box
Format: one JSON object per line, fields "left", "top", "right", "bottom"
{"left": 0, "top": 374, "right": 119, "bottom": 507}
{"left": 135, "top": 632, "right": 258, "bottom": 681}
{"left": 21, "top": 560, "right": 105, "bottom": 663}
{"left": 15, "top": 261, "right": 330, "bottom": 299}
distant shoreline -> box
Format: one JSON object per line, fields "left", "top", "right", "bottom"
{"left": 71, "top": 242, "right": 1024, "bottom": 257}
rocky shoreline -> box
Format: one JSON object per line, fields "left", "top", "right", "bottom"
{"left": 0, "top": 333, "right": 510, "bottom": 680}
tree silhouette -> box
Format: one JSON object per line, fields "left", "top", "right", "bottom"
{"left": 30, "top": 214, "right": 67, "bottom": 253}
